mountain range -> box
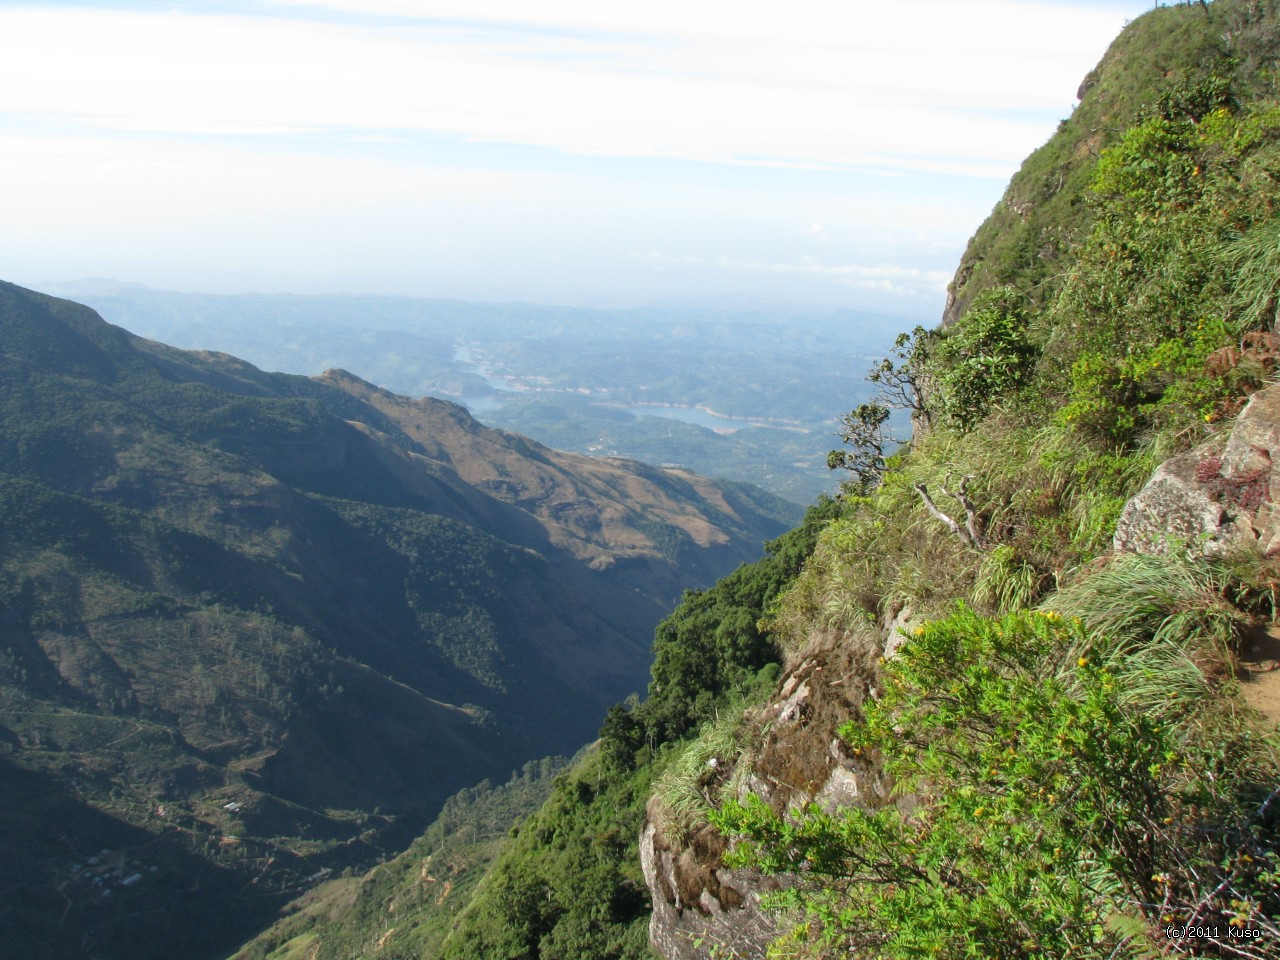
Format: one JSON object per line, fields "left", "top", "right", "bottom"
{"left": 33, "top": 281, "right": 905, "bottom": 505}
{"left": 0, "top": 280, "right": 795, "bottom": 960}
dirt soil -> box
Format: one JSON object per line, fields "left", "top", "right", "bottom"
{"left": 1237, "top": 626, "right": 1280, "bottom": 727}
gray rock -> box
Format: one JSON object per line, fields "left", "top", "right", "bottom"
{"left": 881, "top": 602, "right": 921, "bottom": 660}
{"left": 1115, "top": 381, "right": 1280, "bottom": 556}
{"left": 1112, "top": 440, "right": 1247, "bottom": 555}
{"left": 640, "top": 820, "right": 779, "bottom": 960}
{"left": 642, "top": 628, "right": 892, "bottom": 959}
{"left": 1222, "top": 385, "right": 1280, "bottom": 502}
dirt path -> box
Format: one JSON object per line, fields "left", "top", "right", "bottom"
{"left": 1237, "top": 626, "right": 1280, "bottom": 727}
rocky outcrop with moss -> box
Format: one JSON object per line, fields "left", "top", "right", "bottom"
{"left": 640, "top": 624, "right": 891, "bottom": 959}
{"left": 1115, "top": 380, "right": 1280, "bottom": 556}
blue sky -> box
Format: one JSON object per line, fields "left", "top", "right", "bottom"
{"left": 1, "top": 0, "right": 1155, "bottom": 315}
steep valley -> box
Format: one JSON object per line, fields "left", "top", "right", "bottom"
{"left": 13, "top": 2, "right": 1280, "bottom": 958}
{"left": 0, "top": 281, "right": 795, "bottom": 959}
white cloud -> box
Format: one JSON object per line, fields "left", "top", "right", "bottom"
{"left": 0, "top": 2, "right": 1132, "bottom": 174}
{"left": 638, "top": 251, "right": 950, "bottom": 298}
{"left": 0, "top": 0, "right": 1149, "bottom": 302}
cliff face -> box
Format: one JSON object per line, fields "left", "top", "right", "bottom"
{"left": 940, "top": 3, "right": 1236, "bottom": 328}
{"left": 640, "top": 625, "right": 893, "bottom": 959}
{"left": 640, "top": 2, "right": 1280, "bottom": 955}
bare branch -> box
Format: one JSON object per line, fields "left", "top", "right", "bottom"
{"left": 916, "top": 477, "right": 986, "bottom": 548}
{"left": 954, "top": 476, "right": 986, "bottom": 548}
{"left": 914, "top": 483, "right": 974, "bottom": 547}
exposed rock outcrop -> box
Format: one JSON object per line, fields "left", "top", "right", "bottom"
{"left": 1114, "top": 382, "right": 1280, "bottom": 556}
{"left": 881, "top": 601, "right": 922, "bottom": 661}
{"left": 641, "top": 627, "right": 891, "bottom": 959}
{"left": 640, "top": 820, "right": 780, "bottom": 960}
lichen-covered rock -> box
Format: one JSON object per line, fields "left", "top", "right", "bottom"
{"left": 881, "top": 602, "right": 922, "bottom": 660}
{"left": 1111, "top": 438, "right": 1248, "bottom": 555}
{"left": 1114, "top": 382, "right": 1280, "bottom": 556}
{"left": 641, "top": 628, "right": 890, "bottom": 959}
{"left": 640, "top": 820, "right": 780, "bottom": 960}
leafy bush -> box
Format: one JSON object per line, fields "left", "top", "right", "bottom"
{"left": 930, "top": 289, "right": 1037, "bottom": 432}
{"left": 714, "top": 604, "right": 1280, "bottom": 959}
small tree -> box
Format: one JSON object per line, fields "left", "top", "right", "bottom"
{"left": 827, "top": 402, "right": 893, "bottom": 493}
{"left": 829, "top": 328, "right": 934, "bottom": 492}
{"left": 868, "top": 326, "right": 933, "bottom": 431}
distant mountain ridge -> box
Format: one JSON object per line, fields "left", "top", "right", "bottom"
{"left": 0, "top": 280, "right": 796, "bottom": 960}
{"left": 34, "top": 280, "right": 906, "bottom": 504}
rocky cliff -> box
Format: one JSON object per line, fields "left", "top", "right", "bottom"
{"left": 640, "top": 2, "right": 1280, "bottom": 955}
{"left": 640, "top": 625, "right": 893, "bottom": 960}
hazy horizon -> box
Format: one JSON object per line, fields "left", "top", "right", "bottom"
{"left": 3, "top": 0, "right": 1153, "bottom": 313}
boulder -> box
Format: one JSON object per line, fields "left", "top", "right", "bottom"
{"left": 881, "top": 602, "right": 922, "bottom": 660}
{"left": 1114, "top": 382, "right": 1280, "bottom": 556}
{"left": 641, "top": 627, "right": 890, "bottom": 959}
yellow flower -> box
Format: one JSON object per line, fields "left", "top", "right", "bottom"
{"left": 1077, "top": 657, "right": 1089, "bottom": 668}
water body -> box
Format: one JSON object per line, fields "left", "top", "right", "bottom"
{"left": 458, "top": 394, "right": 787, "bottom": 433}
{"left": 622, "top": 404, "right": 771, "bottom": 433}
{"left": 451, "top": 342, "right": 797, "bottom": 433}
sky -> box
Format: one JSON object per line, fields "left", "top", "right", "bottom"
{"left": 1, "top": 0, "right": 1156, "bottom": 315}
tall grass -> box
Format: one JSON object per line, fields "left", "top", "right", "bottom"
{"left": 1217, "top": 217, "right": 1280, "bottom": 331}
{"left": 1044, "top": 551, "right": 1251, "bottom": 732}
{"left": 650, "top": 701, "right": 755, "bottom": 844}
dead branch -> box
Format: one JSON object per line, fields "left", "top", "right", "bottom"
{"left": 915, "top": 476, "right": 986, "bottom": 549}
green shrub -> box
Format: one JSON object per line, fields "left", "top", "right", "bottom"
{"left": 714, "top": 604, "right": 1280, "bottom": 959}
{"left": 931, "top": 289, "right": 1037, "bottom": 432}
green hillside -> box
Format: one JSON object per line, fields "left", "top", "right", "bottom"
{"left": 230, "top": 758, "right": 570, "bottom": 960}
{"left": 230, "top": 498, "right": 840, "bottom": 960}
{"left": 0, "top": 282, "right": 794, "bottom": 960}
{"left": 268, "top": 3, "right": 1280, "bottom": 958}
